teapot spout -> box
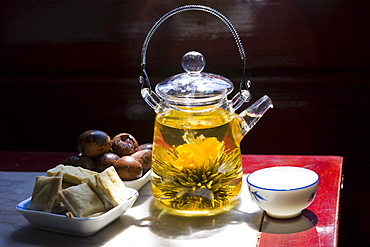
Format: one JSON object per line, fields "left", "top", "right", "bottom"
{"left": 238, "top": 95, "right": 273, "bottom": 138}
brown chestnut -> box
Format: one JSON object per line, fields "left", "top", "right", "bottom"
{"left": 111, "top": 133, "right": 138, "bottom": 156}
{"left": 77, "top": 130, "right": 111, "bottom": 158}
{"left": 131, "top": 149, "right": 152, "bottom": 174}
{"left": 136, "top": 143, "right": 153, "bottom": 151}
{"left": 63, "top": 154, "right": 94, "bottom": 170}
{"left": 114, "top": 156, "right": 143, "bottom": 181}
{"left": 95, "top": 152, "right": 120, "bottom": 172}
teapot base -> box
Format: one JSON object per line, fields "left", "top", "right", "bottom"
{"left": 153, "top": 199, "right": 239, "bottom": 217}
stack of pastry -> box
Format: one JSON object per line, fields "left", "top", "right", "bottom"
{"left": 27, "top": 165, "right": 133, "bottom": 218}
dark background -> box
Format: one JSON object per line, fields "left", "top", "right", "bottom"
{"left": 1, "top": 0, "right": 369, "bottom": 245}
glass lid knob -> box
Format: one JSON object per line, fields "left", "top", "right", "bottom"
{"left": 181, "top": 51, "right": 206, "bottom": 75}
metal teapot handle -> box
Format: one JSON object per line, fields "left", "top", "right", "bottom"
{"left": 139, "top": 5, "right": 251, "bottom": 110}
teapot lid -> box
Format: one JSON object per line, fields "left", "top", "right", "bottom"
{"left": 155, "top": 51, "right": 233, "bottom": 105}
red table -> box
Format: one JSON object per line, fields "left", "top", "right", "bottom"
{"left": 0, "top": 152, "right": 342, "bottom": 246}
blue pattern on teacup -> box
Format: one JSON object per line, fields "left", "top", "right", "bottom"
{"left": 307, "top": 192, "right": 315, "bottom": 203}
{"left": 251, "top": 191, "right": 267, "bottom": 203}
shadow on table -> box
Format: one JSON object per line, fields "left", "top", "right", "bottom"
{"left": 259, "top": 209, "right": 318, "bottom": 234}
{"left": 135, "top": 198, "right": 262, "bottom": 239}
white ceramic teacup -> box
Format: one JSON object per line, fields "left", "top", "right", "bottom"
{"left": 247, "top": 166, "right": 319, "bottom": 219}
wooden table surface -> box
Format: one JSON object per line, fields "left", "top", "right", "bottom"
{"left": 0, "top": 152, "right": 343, "bottom": 246}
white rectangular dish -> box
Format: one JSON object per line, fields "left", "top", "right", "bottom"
{"left": 123, "top": 169, "right": 151, "bottom": 190}
{"left": 16, "top": 188, "right": 139, "bottom": 236}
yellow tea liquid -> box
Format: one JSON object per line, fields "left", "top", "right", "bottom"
{"left": 151, "top": 106, "right": 243, "bottom": 216}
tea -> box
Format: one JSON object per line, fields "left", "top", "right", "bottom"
{"left": 151, "top": 107, "right": 243, "bottom": 216}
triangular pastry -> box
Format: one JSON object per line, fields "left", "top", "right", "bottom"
{"left": 91, "top": 166, "right": 132, "bottom": 210}
{"left": 28, "top": 175, "right": 62, "bottom": 212}
{"left": 57, "top": 182, "right": 105, "bottom": 218}
{"left": 47, "top": 164, "right": 97, "bottom": 184}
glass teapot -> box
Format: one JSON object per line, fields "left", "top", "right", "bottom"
{"left": 139, "top": 5, "right": 273, "bottom": 216}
